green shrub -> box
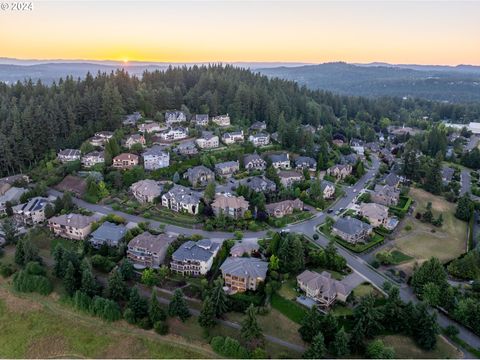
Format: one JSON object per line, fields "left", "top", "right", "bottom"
{"left": 0, "top": 263, "right": 15, "bottom": 278}
{"left": 154, "top": 321, "right": 169, "bottom": 335}
{"left": 13, "top": 270, "right": 53, "bottom": 295}
{"left": 210, "top": 336, "right": 250, "bottom": 359}
{"left": 91, "top": 254, "right": 115, "bottom": 273}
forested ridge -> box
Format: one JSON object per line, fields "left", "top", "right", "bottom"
{"left": 1, "top": 64, "right": 479, "bottom": 177}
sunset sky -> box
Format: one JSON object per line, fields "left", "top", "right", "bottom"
{"left": 1, "top": 0, "right": 479, "bottom": 65}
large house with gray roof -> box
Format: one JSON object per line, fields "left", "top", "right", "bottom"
{"left": 130, "top": 180, "right": 163, "bottom": 203}
{"left": 243, "top": 153, "right": 267, "bottom": 171}
{"left": 196, "top": 131, "right": 219, "bottom": 149}
{"left": 240, "top": 176, "right": 276, "bottom": 193}
{"left": 89, "top": 221, "right": 127, "bottom": 248}
{"left": 13, "top": 197, "right": 51, "bottom": 225}
{"left": 211, "top": 194, "right": 249, "bottom": 219}
{"left": 371, "top": 184, "right": 400, "bottom": 207}
{"left": 142, "top": 146, "right": 170, "bottom": 170}
{"left": 0, "top": 187, "right": 27, "bottom": 215}
{"left": 184, "top": 165, "right": 214, "bottom": 188}
{"left": 165, "top": 110, "right": 187, "bottom": 125}
{"left": 269, "top": 153, "right": 290, "bottom": 169}
{"left": 295, "top": 156, "right": 317, "bottom": 171}
{"left": 332, "top": 216, "right": 373, "bottom": 244}
{"left": 220, "top": 257, "right": 268, "bottom": 293}
{"left": 170, "top": 239, "right": 220, "bottom": 276}
{"left": 215, "top": 161, "right": 240, "bottom": 178}
{"left": 193, "top": 114, "right": 209, "bottom": 126}
{"left": 127, "top": 232, "right": 176, "bottom": 269}
{"left": 297, "top": 270, "right": 351, "bottom": 309}
{"left": 222, "top": 131, "right": 244, "bottom": 145}
{"left": 48, "top": 213, "right": 96, "bottom": 240}
{"left": 161, "top": 184, "right": 202, "bottom": 215}
{"left": 57, "top": 149, "right": 81, "bottom": 163}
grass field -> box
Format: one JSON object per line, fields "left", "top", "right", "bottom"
{"left": 270, "top": 293, "right": 308, "bottom": 324}
{"left": 0, "top": 283, "right": 215, "bottom": 359}
{"left": 380, "top": 334, "right": 462, "bottom": 359}
{"left": 393, "top": 188, "right": 467, "bottom": 264}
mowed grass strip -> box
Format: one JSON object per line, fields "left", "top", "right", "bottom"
{"left": 393, "top": 188, "right": 467, "bottom": 263}
{"left": 380, "top": 334, "right": 462, "bottom": 359}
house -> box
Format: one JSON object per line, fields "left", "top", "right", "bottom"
{"left": 211, "top": 194, "right": 249, "bottom": 219}
{"left": 48, "top": 213, "right": 96, "bottom": 240}
{"left": 215, "top": 161, "right": 240, "bottom": 178}
{"left": 250, "top": 121, "right": 267, "bottom": 132}
{"left": 380, "top": 149, "right": 395, "bottom": 166}
{"left": 384, "top": 173, "right": 402, "bottom": 188}
{"left": 314, "top": 180, "right": 334, "bottom": 200}
{"left": 340, "top": 154, "right": 360, "bottom": 166}
{"left": 123, "top": 112, "right": 142, "bottom": 126}
{"left": 55, "top": 175, "right": 87, "bottom": 198}
{"left": 350, "top": 139, "right": 365, "bottom": 155}
{"left": 359, "top": 202, "right": 389, "bottom": 228}
{"left": 89, "top": 221, "right": 127, "bottom": 248}
{"left": 442, "top": 167, "right": 455, "bottom": 185}
{"left": 184, "top": 165, "right": 215, "bottom": 188}
{"left": 158, "top": 127, "right": 188, "bottom": 141}
{"left": 230, "top": 242, "right": 260, "bottom": 257}
{"left": 249, "top": 133, "right": 270, "bottom": 147}
{"left": 278, "top": 170, "right": 304, "bottom": 188}
{"left": 332, "top": 139, "right": 344, "bottom": 147}
{"left": 171, "top": 239, "right": 220, "bottom": 276}
{"left": 193, "top": 114, "right": 209, "bottom": 126}
{"left": 222, "top": 131, "right": 244, "bottom": 145}
{"left": 57, "top": 149, "right": 81, "bottom": 163}
{"left": 0, "top": 175, "right": 29, "bottom": 193}
{"left": 138, "top": 122, "right": 164, "bottom": 134}
{"left": 175, "top": 140, "right": 198, "bottom": 155}
{"left": 220, "top": 257, "right": 268, "bottom": 293}
{"left": 294, "top": 156, "right": 317, "bottom": 171}
{"left": 240, "top": 176, "right": 276, "bottom": 193}
{"left": 142, "top": 146, "right": 170, "bottom": 170}
{"left": 332, "top": 217, "right": 373, "bottom": 244}
{"left": 127, "top": 232, "right": 176, "bottom": 269}
{"left": 81, "top": 151, "right": 105, "bottom": 168}
{"left": 265, "top": 199, "right": 304, "bottom": 218}
{"left": 269, "top": 153, "right": 290, "bottom": 169}
{"left": 130, "top": 179, "right": 163, "bottom": 203}
{"left": 371, "top": 184, "right": 400, "bottom": 207}
{"left": 327, "top": 164, "right": 352, "bottom": 180}
{"left": 243, "top": 153, "right": 267, "bottom": 171}
{"left": 161, "top": 185, "right": 202, "bottom": 215}
{"left": 0, "top": 187, "right": 28, "bottom": 215}
{"left": 196, "top": 131, "right": 219, "bottom": 149}
{"left": 112, "top": 153, "right": 139, "bottom": 170}
{"left": 88, "top": 131, "right": 113, "bottom": 147}
{"left": 13, "top": 197, "right": 51, "bottom": 225}
{"left": 125, "top": 134, "right": 146, "bottom": 149}
{"left": 302, "top": 124, "right": 317, "bottom": 134}
{"left": 297, "top": 270, "right": 350, "bottom": 309}
{"left": 165, "top": 110, "right": 187, "bottom": 125}
{"left": 212, "top": 114, "right": 231, "bottom": 127}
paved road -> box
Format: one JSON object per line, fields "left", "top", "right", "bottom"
{"left": 461, "top": 168, "right": 472, "bottom": 196}
{"left": 464, "top": 135, "right": 480, "bottom": 152}
{"left": 48, "top": 154, "right": 480, "bottom": 355}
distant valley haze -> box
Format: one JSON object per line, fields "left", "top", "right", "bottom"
{"left": 1, "top": 57, "right": 480, "bottom": 103}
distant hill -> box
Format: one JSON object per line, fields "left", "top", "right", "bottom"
{"left": 0, "top": 58, "right": 309, "bottom": 84}
{"left": 258, "top": 62, "right": 480, "bottom": 103}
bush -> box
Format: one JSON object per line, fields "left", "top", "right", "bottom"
{"left": 124, "top": 308, "right": 136, "bottom": 324}
{"left": 91, "top": 255, "right": 115, "bottom": 273}
{"left": 154, "top": 321, "right": 169, "bottom": 335}
{"left": 313, "top": 234, "right": 319, "bottom": 240}
{"left": 137, "top": 317, "right": 153, "bottom": 330}
{"left": 444, "top": 325, "right": 459, "bottom": 338}
{"left": 0, "top": 263, "right": 15, "bottom": 278}
{"left": 13, "top": 270, "right": 53, "bottom": 295}
{"left": 210, "top": 336, "right": 250, "bottom": 359}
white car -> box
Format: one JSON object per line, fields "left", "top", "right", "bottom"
{"left": 353, "top": 189, "right": 357, "bottom": 193}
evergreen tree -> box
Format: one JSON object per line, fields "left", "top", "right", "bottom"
{"left": 198, "top": 295, "right": 217, "bottom": 330}
{"left": 53, "top": 244, "right": 66, "bottom": 278}
{"left": 320, "top": 312, "right": 338, "bottom": 346}
{"left": 168, "top": 289, "right": 191, "bottom": 322}
{"left": 413, "top": 302, "right": 439, "bottom": 350}
{"left": 80, "top": 265, "right": 98, "bottom": 297}
{"left": 352, "top": 294, "right": 383, "bottom": 339}
{"left": 456, "top": 193, "right": 473, "bottom": 221}
{"left": 299, "top": 307, "right": 323, "bottom": 342}
{"left": 106, "top": 270, "right": 127, "bottom": 301}
{"left": 1, "top": 218, "right": 18, "bottom": 244}
{"left": 128, "top": 287, "right": 149, "bottom": 321}
{"left": 277, "top": 233, "right": 305, "bottom": 273}
{"left": 240, "top": 304, "right": 264, "bottom": 350}
{"left": 411, "top": 257, "right": 448, "bottom": 298}
{"left": 149, "top": 290, "right": 166, "bottom": 323}
{"left": 63, "top": 261, "right": 78, "bottom": 296}
{"left": 303, "top": 332, "right": 326, "bottom": 359}
{"left": 332, "top": 328, "right": 349, "bottom": 357}
{"left": 210, "top": 278, "right": 229, "bottom": 318}
{"left": 118, "top": 259, "right": 134, "bottom": 280}
{"left": 204, "top": 182, "right": 216, "bottom": 204}
{"left": 381, "top": 286, "right": 404, "bottom": 332}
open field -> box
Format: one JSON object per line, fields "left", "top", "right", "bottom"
{"left": 380, "top": 334, "right": 462, "bottom": 359}
{"left": 0, "top": 283, "right": 215, "bottom": 359}
{"left": 391, "top": 188, "right": 467, "bottom": 264}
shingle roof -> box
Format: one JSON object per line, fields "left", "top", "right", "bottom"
{"left": 333, "top": 217, "right": 372, "bottom": 236}
{"left": 297, "top": 270, "right": 349, "bottom": 298}
{"left": 58, "top": 149, "right": 81, "bottom": 157}
{"left": 212, "top": 194, "right": 249, "bottom": 210}
{"left": 90, "top": 221, "right": 126, "bottom": 245}
{"left": 172, "top": 239, "right": 219, "bottom": 262}
{"left": 295, "top": 156, "right": 317, "bottom": 167}
{"left": 50, "top": 213, "right": 95, "bottom": 229}
{"left": 269, "top": 153, "right": 289, "bottom": 163}
{"left": 220, "top": 257, "right": 268, "bottom": 279}
{"left": 163, "top": 185, "right": 202, "bottom": 205}
{"left": 143, "top": 145, "right": 169, "bottom": 157}
{"left": 130, "top": 180, "right": 163, "bottom": 197}
{"left": 128, "top": 231, "right": 175, "bottom": 254}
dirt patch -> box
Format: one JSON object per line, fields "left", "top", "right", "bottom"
{"left": 0, "top": 286, "right": 42, "bottom": 314}
{"left": 101, "top": 335, "right": 146, "bottom": 358}
{"left": 26, "top": 335, "right": 70, "bottom": 358}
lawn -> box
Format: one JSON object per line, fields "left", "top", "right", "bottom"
{"left": 352, "top": 283, "right": 379, "bottom": 298}
{"left": 380, "top": 334, "right": 462, "bottom": 359}
{"left": 393, "top": 188, "right": 467, "bottom": 263}
{"left": 0, "top": 284, "right": 214, "bottom": 359}
{"left": 271, "top": 293, "right": 308, "bottom": 324}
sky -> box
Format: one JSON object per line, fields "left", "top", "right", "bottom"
{"left": 1, "top": 0, "right": 479, "bottom": 65}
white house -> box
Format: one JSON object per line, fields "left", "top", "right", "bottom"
{"left": 142, "top": 146, "right": 170, "bottom": 170}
